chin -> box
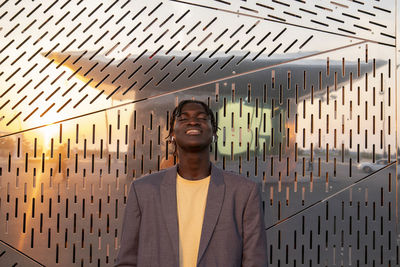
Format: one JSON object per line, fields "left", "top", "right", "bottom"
{"left": 180, "top": 143, "right": 211, "bottom": 152}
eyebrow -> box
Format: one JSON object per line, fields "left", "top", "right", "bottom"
{"left": 179, "top": 111, "right": 208, "bottom": 116}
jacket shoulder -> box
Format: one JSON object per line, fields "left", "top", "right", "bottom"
{"left": 131, "top": 167, "right": 172, "bottom": 188}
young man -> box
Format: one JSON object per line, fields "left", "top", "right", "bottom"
{"left": 115, "top": 100, "right": 268, "bottom": 267}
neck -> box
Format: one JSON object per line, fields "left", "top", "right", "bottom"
{"left": 176, "top": 148, "right": 211, "bottom": 180}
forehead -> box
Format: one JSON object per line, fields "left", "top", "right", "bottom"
{"left": 179, "top": 102, "right": 208, "bottom": 114}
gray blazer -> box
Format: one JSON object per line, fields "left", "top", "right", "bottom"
{"left": 115, "top": 164, "right": 268, "bottom": 267}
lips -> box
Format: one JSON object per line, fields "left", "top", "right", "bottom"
{"left": 185, "top": 129, "right": 201, "bottom": 135}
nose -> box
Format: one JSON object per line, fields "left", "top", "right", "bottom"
{"left": 187, "top": 118, "right": 201, "bottom": 124}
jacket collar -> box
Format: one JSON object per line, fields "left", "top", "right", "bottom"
{"left": 160, "top": 163, "right": 226, "bottom": 264}
{"left": 197, "top": 164, "right": 225, "bottom": 264}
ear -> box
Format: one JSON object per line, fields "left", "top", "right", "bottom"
{"left": 167, "top": 134, "right": 175, "bottom": 143}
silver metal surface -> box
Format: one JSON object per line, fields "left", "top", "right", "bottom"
{"left": 0, "top": 240, "right": 44, "bottom": 267}
{"left": 0, "top": 0, "right": 398, "bottom": 266}
{"left": 180, "top": 0, "right": 396, "bottom": 45}
{"left": 267, "top": 163, "right": 397, "bottom": 266}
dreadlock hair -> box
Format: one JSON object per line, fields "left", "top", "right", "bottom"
{"left": 167, "top": 100, "right": 218, "bottom": 141}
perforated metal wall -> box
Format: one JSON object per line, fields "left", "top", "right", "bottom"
{"left": 0, "top": 0, "right": 398, "bottom": 266}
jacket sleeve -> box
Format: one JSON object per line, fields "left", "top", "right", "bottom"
{"left": 114, "top": 182, "right": 141, "bottom": 267}
{"left": 241, "top": 182, "right": 268, "bottom": 267}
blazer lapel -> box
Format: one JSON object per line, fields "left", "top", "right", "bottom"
{"left": 197, "top": 164, "right": 225, "bottom": 264}
{"left": 160, "top": 166, "right": 179, "bottom": 263}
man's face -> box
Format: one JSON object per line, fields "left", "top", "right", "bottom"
{"left": 172, "top": 103, "right": 214, "bottom": 152}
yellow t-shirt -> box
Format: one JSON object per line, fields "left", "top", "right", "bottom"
{"left": 176, "top": 174, "right": 210, "bottom": 267}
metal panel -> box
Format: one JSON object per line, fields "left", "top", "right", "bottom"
{"left": 179, "top": 0, "right": 396, "bottom": 45}
{"left": 0, "top": 0, "right": 398, "bottom": 266}
{"left": 0, "top": 240, "right": 43, "bottom": 267}
{"left": 266, "top": 163, "right": 397, "bottom": 266}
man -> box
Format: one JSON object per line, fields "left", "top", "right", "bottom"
{"left": 115, "top": 100, "right": 268, "bottom": 266}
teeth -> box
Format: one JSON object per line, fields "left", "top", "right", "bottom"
{"left": 186, "top": 129, "right": 200, "bottom": 135}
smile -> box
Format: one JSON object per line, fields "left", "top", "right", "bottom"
{"left": 185, "top": 129, "right": 201, "bottom": 135}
